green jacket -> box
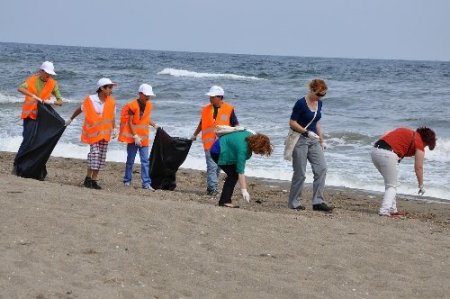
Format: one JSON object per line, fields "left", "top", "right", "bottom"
{"left": 218, "top": 130, "right": 253, "bottom": 174}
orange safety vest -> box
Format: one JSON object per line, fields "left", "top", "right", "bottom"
{"left": 118, "top": 99, "right": 153, "bottom": 147}
{"left": 21, "top": 75, "right": 56, "bottom": 120}
{"left": 201, "top": 102, "right": 234, "bottom": 150}
{"left": 81, "top": 95, "right": 116, "bottom": 144}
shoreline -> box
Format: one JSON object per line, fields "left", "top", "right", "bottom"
{"left": 1, "top": 151, "right": 449, "bottom": 226}
{"left": 4, "top": 149, "right": 448, "bottom": 203}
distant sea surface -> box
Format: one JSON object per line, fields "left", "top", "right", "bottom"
{"left": 1, "top": 42, "right": 449, "bottom": 200}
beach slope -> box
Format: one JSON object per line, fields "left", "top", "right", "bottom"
{"left": 0, "top": 153, "right": 449, "bottom": 298}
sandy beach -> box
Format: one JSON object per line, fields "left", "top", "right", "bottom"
{"left": 0, "top": 151, "right": 449, "bottom": 298}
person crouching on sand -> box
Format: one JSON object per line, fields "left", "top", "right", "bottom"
{"left": 118, "top": 84, "right": 158, "bottom": 190}
{"left": 210, "top": 130, "right": 272, "bottom": 208}
{"left": 371, "top": 127, "right": 436, "bottom": 218}
{"left": 65, "top": 78, "right": 117, "bottom": 189}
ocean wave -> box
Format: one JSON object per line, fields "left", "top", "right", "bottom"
{"left": 157, "top": 68, "right": 265, "bottom": 81}
{"left": 0, "top": 92, "right": 23, "bottom": 103}
{"left": 0, "top": 92, "right": 79, "bottom": 104}
{"left": 427, "top": 137, "right": 450, "bottom": 162}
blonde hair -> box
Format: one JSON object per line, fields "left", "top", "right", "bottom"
{"left": 308, "top": 79, "right": 328, "bottom": 93}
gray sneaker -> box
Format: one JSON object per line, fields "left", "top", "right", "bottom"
{"left": 143, "top": 185, "right": 155, "bottom": 191}
{"left": 207, "top": 189, "right": 219, "bottom": 196}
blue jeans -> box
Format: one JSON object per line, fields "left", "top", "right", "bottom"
{"left": 123, "top": 143, "right": 151, "bottom": 188}
{"left": 205, "top": 150, "right": 221, "bottom": 192}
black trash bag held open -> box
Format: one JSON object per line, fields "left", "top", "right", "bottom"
{"left": 149, "top": 128, "right": 192, "bottom": 190}
{"left": 14, "top": 103, "right": 66, "bottom": 180}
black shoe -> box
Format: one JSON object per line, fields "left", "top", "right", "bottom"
{"left": 90, "top": 180, "right": 102, "bottom": 190}
{"left": 291, "top": 205, "right": 306, "bottom": 211}
{"left": 83, "top": 177, "right": 92, "bottom": 188}
{"left": 312, "top": 203, "right": 334, "bottom": 212}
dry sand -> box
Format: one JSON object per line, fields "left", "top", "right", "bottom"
{"left": 0, "top": 151, "right": 449, "bottom": 298}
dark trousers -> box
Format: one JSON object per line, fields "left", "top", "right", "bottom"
{"left": 14, "top": 118, "right": 37, "bottom": 167}
{"left": 211, "top": 153, "right": 239, "bottom": 205}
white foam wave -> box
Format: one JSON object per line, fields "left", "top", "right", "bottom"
{"left": 157, "top": 68, "right": 264, "bottom": 81}
{"left": 0, "top": 92, "right": 23, "bottom": 103}
{"left": 427, "top": 137, "right": 450, "bottom": 162}
{"left": 0, "top": 92, "right": 78, "bottom": 104}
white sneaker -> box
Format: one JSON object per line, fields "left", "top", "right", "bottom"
{"left": 124, "top": 182, "right": 131, "bottom": 187}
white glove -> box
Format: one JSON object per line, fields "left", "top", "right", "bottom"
{"left": 64, "top": 118, "right": 72, "bottom": 126}
{"left": 112, "top": 128, "right": 119, "bottom": 139}
{"left": 241, "top": 189, "right": 251, "bottom": 202}
{"left": 190, "top": 135, "right": 197, "bottom": 141}
{"left": 133, "top": 134, "right": 142, "bottom": 146}
{"left": 32, "top": 94, "right": 43, "bottom": 103}
{"left": 307, "top": 130, "right": 320, "bottom": 139}
{"left": 418, "top": 186, "right": 425, "bottom": 196}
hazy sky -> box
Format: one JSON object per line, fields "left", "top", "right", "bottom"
{"left": 1, "top": 0, "right": 449, "bottom": 61}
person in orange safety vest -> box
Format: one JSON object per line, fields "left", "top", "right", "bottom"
{"left": 13, "top": 61, "right": 65, "bottom": 175}
{"left": 66, "top": 78, "right": 117, "bottom": 190}
{"left": 118, "top": 84, "right": 158, "bottom": 190}
{"left": 191, "top": 86, "right": 239, "bottom": 196}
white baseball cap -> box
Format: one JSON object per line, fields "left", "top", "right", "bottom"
{"left": 96, "top": 78, "right": 117, "bottom": 89}
{"left": 206, "top": 85, "right": 224, "bottom": 97}
{"left": 138, "top": 83, "right": 155, "bottom": 96}
{"left": 40, "top": 61, "right": 56, "bottom": 76}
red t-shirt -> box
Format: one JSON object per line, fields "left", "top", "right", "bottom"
{"left": 381, "top": 128, "right": 425, "bottom": 157}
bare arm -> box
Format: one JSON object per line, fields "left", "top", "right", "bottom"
{"left": 289, "top": 119, "right": 307, "bottom": 134}
{"left": 316, "top": 121, "right": 324, "bottom": 146}
{"left": 414, "top": 149, "right": 425, "bottom": 187}
{"left": 238, "top": 173, "right": 247, "bottom": 190}
{"left": 192, "top": 120, "right": 202, "bottom": 137}
{"left": 18, "top": 87, "right": 39, "bottom": 100}
{"left": 129, "top": 117, "right": 136, "bottom": 135}
{"left": 69, "top": 106, "right": 83, "bottom": 120}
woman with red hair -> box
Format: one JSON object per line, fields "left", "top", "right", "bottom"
{"left": 371, "top": 127, "right": 436, "bottom": 217}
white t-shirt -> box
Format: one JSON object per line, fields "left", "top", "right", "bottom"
{"left": 81, "top": 94, "right": 116, "bottom": 115}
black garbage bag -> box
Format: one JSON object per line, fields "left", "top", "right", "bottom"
{"left": 14, "top": 103, "right": 66, "bottom": 180}
{"left": 149, "top": 128, "right": 192, "bottom": 190}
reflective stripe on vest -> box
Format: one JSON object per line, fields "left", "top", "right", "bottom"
{"left": 21, "top": 75, "right": 56, "bottom": 120}
{"left": 201, "top": 102, "right": 233, "bottom": 150}
{"left": 81, "top": 95, "right": 116, "bottom": 144}
{"left": 118, "top": 99, "right": 152, "bottom": 146}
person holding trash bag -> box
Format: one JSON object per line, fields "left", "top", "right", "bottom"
{"left": 371, "top": 127, "right": 436, "bottom": 217}
{"left": 14, "top": 61, "right": 65, "bottom": 174}
{"left": 65, "top": 78, "right": 117, "bottom": 189}
{"left": 210, "top": 130, "right": 272, "bottom": 208}
{"left": 118, "top": 84, "right": 158, "bottom": 190}
{"left": 288, "top": 79, "right": 334, "bottom": 212}
{"left": 191, "top": 85, "right": 239, "bottom": 196}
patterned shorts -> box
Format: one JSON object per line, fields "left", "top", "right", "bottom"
{"left": 87, "top": 140, "right": 108, "bottom": 170}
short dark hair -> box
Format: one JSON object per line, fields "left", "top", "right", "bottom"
{"left": 416, "top": 127, "right": 436, "bottom": 150}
